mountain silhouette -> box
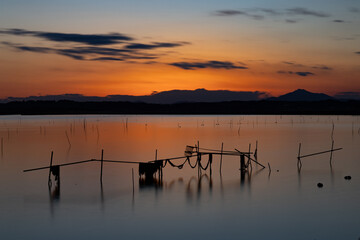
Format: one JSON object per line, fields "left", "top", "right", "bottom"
{"left": 267, "top": 89, "right": 333, "bottom": 101}
{"left": 1, "top": 89, "right": 269, "bottom": 104}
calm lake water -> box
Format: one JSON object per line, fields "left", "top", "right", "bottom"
{"left": 0, "top": 115, "right": 359, "bottom": 240}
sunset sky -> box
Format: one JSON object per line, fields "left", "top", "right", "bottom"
{"left": 0, "top": 0, "right": 359, "bottom": 98}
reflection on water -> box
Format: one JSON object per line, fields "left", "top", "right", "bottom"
{"left": 0, "top": 115, "right": 360, "bottom": 240}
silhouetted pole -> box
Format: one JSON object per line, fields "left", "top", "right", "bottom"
{"left": 209, "top": 153, "right": 212, "bottom": 176}
{"left": 48, "top": 151, "right": 53, "bottom": 187}
{"left": 132, "top": 168, "right": 135, "bottom": 194}
{"left": 100, "top": 149, "right": 104, "bottom": 183}
{"left": 219, "top": 142, "right": 223, "bottom": 174}
{"left": 240, "top": 154, "right": 246, "bottom": 172}
{"left": 329, "top": 140, "right": 334, "bottom": 165}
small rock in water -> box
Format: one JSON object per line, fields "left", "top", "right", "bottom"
{"left": 317, "top": 183, "right": 323, "bottom": 188}
{"left": 344, "top": 176, "right": 352, "bottom": 180}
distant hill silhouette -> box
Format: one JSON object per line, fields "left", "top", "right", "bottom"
{"left": 1, "top": 89, "right": 269, "bottom": 104}
{"left": 267, "top": 89, "right": 333, "bottom": 101}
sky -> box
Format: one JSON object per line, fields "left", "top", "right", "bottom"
{"left": 0, "top": 0, "right": 359, "bottom": 98}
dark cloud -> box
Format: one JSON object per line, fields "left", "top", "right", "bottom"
{"left": 258, "top": 8, "right": 282, "bottom": 16}
{"left": 333, "top": 19, "right": 345, "bottom": 23}
{"left": 214, "top": 7, "right": 330, "bottom": 22}
{"left": 286, "top": 7, "right": 330, "bottom": 17}
{"left": 282, "top": 61, "right": 305, "bottom": 67}
{"left": 355, "top": 52, "right": 360, "bottom": 55}
{"left": 0, "top": 28, "right": 133, "bottom": 45}
{"left": 296, "top": 71, "right": 314, "bottom": 77}
{"left": 277, "top": 70, "right": 315, "bottom": 77}
{"left": 1, "top": 28, "right": 189, "bottom": 62}
{"left": 170, "top": 61, "right": 248, "bottom": 70}
{"left": 125, "top": 42, "right": 188, "bottom": 50}
{"left": 214, "top": 10, "right": 264, "bottom": 20}
{"left": 285, "top": 19, "right": 298, "bottom": 23}
{"left": 312, "top": 65, "right": 332, "bottom": 70}
{"left": 2, "top": 42, "right": 158, "bottom": 61}
{"left": 349, "top": 7, "right": 359, "bottom": 13}
{"left": 282, "top": 61, "right": 332, "bottom": 70}
{"left": 215, "top": 10, "right": 246, "bottom": 16}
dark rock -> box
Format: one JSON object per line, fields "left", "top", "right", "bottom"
{"left": 344, "top": 175, "right": 352, "bottom": 180}
{"left": 317, "top": 183, "right": 323, "bottom": 188}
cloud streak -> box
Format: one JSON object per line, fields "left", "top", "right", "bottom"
{"left": 277, "top": 70, "right": 315, "bottom": 77}
{"left": 214, "top": 7, "right": 331, "bottom": 22}
{"left": 170, "top": 61, "right": 248, "bottom": 70}
{"left": 0, "top": 28, "right": 189, "bottom": 62}
{"left": 0, "top": 28, "right": 133, "bottom": 45}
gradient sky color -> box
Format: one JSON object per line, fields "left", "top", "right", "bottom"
{"left": 0, "top": 0, "right": 359, "bottom": 98}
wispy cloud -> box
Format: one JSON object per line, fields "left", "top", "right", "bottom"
{"left": 277, "top": 70, "right": 315, "bottom": 77}
{"left": 125, "top": 42, "right": 189, "bottom": 50}
{"left": 0, "top": 28, "right": 133, "bottom": 45}
{"left": 285, "top": 7, "right": 330, "bottom": 17}
{"left": 170, "top": 61, "right": 248, "bottom": 70}
{"left": 333, "top": 19, "right": 345, "bottom": 23}
{"left": 349, "top": 7, "right": 359, "bottom": 13}
{"left": 282, "top": 61, "right": 332, "bottom": 70}
{"left": 213, "top": 7, "right": 331, "bottom": 22}
{"left": 214, "top": 10, "right": 264, "bottom": 20}
{"left": 0, "top": 28, "right": 189, "bottom": 62}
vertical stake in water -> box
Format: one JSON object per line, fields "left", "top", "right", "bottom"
{"left": 100, "top": 149, "right": 104, "bottom": 183}
{"left": 254, "top": 140, "right": 258, "bottom": 161}
{"left": 240, "top": 154, "right": 246, "bottom": 172}
{"left": 132, "top": 168, "right": 135, "bottom": 195}
{"left": 297, "top": 143, "right": 302, "bottom": 168}
{"left": 48, "top": 151, "right": 54, "bottom": 187}
{"left": 329, "top": 140, "right": 334, "bottom": 165}
{"left": 219, "top": 142, "right": 223, "bottom": 174}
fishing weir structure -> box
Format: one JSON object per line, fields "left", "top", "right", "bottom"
{"left": 23, "top": 142, "right": 265, "bottom": 188}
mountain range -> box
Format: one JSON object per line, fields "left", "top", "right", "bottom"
{"left": 0, "top": 88, "right": 356, "bottom": 104}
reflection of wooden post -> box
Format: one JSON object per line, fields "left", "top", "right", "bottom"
{"left": 100, "top": 149, "right": 104, "bottom": 183}
{"left": 220, "top": 142, "right": 223, "bottom": 174}
{"left": 48, "top": 151, "right": 53, "bottom": 187}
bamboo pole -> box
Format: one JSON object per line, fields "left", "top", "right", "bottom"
{"left": 329, "top": 140, "right": 334, "bottom": 165}
{"left": 100, "top": 149, "right": 104, "bottom": 183}
{"left": 132, "top": 168, "right": 134, "bottom": 194}
{"left": 48, "top": 151, "right": 53, "bottom": 186}
{"left": 219, "top": 142, "right": 223, "bottom": 174}
{"left": 235, "top": 149, "right": 266, "bottom": 168}
{"left": 298, "top": 148, "right": 342, "bottom": 159}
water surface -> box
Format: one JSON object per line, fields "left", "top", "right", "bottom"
{"left": 0, "top": 115, "right": 359, "bottom": 240}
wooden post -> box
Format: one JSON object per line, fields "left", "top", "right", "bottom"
{"left": 329, "top": 140, "right": 334, "bottom": 165}
{"left": 247, "top": 143, "right": 251, "bottom": 166}
{"left": 254, "top": 140, "right": 258, "bottom": 161}
{"left": 240, "top": 154, "right": 246, "bottom": 172}
{"left": 100, "top": 149, "right": 104, "bottom": 183}
{"left": 219, "top": 142, "right": 223, "bottom": 174}
{"left": 132, "top": 168, "right": 134, "bottom": 194}
{"left": 209, "top": 153, "right": 212, "bottom": 176}
{"left": 48, "top": 151, "right": 53, "bottom": 187}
